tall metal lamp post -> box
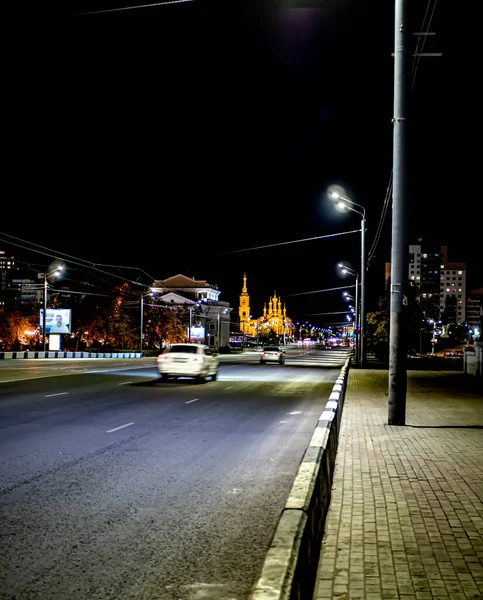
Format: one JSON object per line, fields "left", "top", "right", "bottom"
{"left": 331, "top": 191, "right": 367, "bottom": 367}
{"left": 188, "top": 299, "right": 204, "bottom": 343}
{"left": 343, "top": 291, "right": 357, "bottom": 358}
{"left": 337, "top": 263, "right": 360, "bottom": 366}
{"left": 42, "top": 266, "right": 64, "bottom": 352}
{"left": 217, "top": 308, "right": 229, "bottom": 350}
{"left": 140, "top": 291, "right": 154, "bottom": 353}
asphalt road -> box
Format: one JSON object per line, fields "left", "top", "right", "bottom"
{"left": 0, "top": 347, "right": 350, "bottom": 600}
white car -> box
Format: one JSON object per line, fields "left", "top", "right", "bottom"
{"left": 157, "top": 343, "right": 219, "bottom": 382}
{"left": 260, "top": 346, "right": 286, "bottom": 365}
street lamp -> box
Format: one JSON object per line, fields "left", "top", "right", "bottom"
{"left": 343, "top": 292, "right": 356, "bottom": 332}
{"left": 428, "top": 319, "right": 441, "bottom": 356}
{"left": 42, "top": 266, "right": 64, "bottom": 352}
{"left": 338, "top": 263, "right": 360, "bottom": 366}
{"left": 217, "top": 308, "right": 229, "bottom": 350}
{"left": 343, "top": 292, "right": 357, "bottom": 343}
{"left": 140, "top": 291, "right": 154, "bottom": 353}
{"left": 331, "top": 191, "right": 367, "bottom": 367}
{"left": 188, "top": 299, "right": 205, "bottom": 343}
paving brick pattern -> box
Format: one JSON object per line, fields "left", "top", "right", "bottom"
{"left": 313, "top": 369, "right": 483, "bottom": 600}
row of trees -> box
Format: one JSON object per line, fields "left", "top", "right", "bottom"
{"left": 0, "top": 283, "right": 189, "bottom": 353}
{"left": 1, "top": 280, "right": 476, "bottom": 356}
{"left": 365, "top": 291, "right": 477, "bottom": 361}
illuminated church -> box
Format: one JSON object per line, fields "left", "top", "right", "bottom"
{"left": 238, "top": 273, "right": 294, "bottom": 341}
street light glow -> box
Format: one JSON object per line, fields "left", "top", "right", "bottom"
{"left": 42, "top": 265, "right": 65, "bottom": 352}
{"left": 330, "top": 187, "right": 366, "bottom": 368}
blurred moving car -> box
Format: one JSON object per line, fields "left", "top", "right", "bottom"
{"left": 157, "top": 343, "right": 219, "bottom": 382}
{"left": 260, "top": 346, "right": 286, "bottom": 365}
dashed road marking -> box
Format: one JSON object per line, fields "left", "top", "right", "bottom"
{"left": 106, "top": 422, "right": 134, "bottom": 433}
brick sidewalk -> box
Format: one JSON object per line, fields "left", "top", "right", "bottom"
{"left": 313, "top": 369, "right": 483, "bottom": 600}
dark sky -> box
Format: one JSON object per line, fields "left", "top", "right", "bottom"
{"left": 4, "top": 0, "right": 478, "bottom": 327}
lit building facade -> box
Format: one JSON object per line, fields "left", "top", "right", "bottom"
{"left": 238, "top": 273, "right": 294, "bottom": 341}
{"left": 150, "top": 273, "right": 232, "bottom": 346}
{"left": 466, "top": 288, "right": 483, "bottom": 330}
{"left": 408, "top": 243, "right": 466, "bottom": 325}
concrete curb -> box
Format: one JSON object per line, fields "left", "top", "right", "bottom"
{"left": 0, "top": 351, "right": 142, "bottom": 360}
{"left": 249, "top": 358, "right": 351, "bottom": 600}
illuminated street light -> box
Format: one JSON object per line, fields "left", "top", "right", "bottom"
{"left": 140, "top": 290, "right": 154, "bottom": 353}
{"left": 331, "top": 191, "right": 367, "bottom": 367}
{"left": 42, "top": 265, "right": 64, "bottom": 352}
{"left": 337, "top": 263, "right": 360, "bottom": 366}
{"left": 188, "top": 299, "right": 206, "bottom": 342}
{"left": 428, "top": 318, "right": 442, "bottom": 356}
{"left": 217, "top": 307, "right": 229, "bottom": 349}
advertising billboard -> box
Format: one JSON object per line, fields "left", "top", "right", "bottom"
{"left": 39, "top": 308, "right": 72, "bottom": 334}
{"left": 187, "top": 326, "right": 205, "bottom": 342}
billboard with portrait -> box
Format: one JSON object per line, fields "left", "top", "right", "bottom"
{"left": 39, "top": 308, "right": 72, "bottom": 334}
{"left": 187, "top": 326, "right": 205, "bottom": 342}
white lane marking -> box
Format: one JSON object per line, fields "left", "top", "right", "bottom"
{"left": 118, "top": 381, "right": 132, "bottom": 385}
{"left": 185, "top": 398, "right": 199, "bottom": 404}
{"left": 106, "top": 422, "right": 134, "bottom": 433}
{"left": 45, "top": 392, "right": 69, "bottom": 398}
{"left": 173, "top": 583, "right": 236, "bottom": 599}
{"left": 289, "top": 411, "right": 302, "bottom": 415}
{"left": 225, "top": 386, "right": 233, "bottom": 390}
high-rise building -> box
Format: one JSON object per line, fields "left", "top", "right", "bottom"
{"left": 440, "top": 261, "right": 466, "bottom": 326}
{"left": 408, "top": 243, "right": 466, "bottom": 325}
{"left": 0, "top": 249, "right": 20, "bottom": 307}
{"left": 466, "top": 288, "right": 483, "bottom": 330}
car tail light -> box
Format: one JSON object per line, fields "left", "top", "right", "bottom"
{"left": 157, "top": 355, "right": 167, "bottom": 363}
{"left": 193, "top": 356, "right": 204, "bottom": 363}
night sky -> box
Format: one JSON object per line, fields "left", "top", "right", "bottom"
{"left": 4, "top": 0, "right": 477, "bottom": 327}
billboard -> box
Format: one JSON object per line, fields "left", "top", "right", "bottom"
{"left": 187, "top": 326, "right": 205, "bottom": 342}
{"left": 39, "top": 308, "right": 72, "bottom": 334}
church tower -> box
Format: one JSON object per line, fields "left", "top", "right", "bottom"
{"left": 239, "top": 273, "right": 251, "bottom": 330}
{"left": 238, "top": 274, "right": 295, "bottom": 342}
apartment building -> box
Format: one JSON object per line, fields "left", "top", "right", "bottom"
{"left": 408, "top": 243, "right": 467, "bottom": 325}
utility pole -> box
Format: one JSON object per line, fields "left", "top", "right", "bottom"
{"left": 43, "top": 274, "right": 48, "bottom": 352}
{"left": 360, "top": 214, "right": 366, "bottom": 367}
{"left": 388, "top": 1, "right": 442, "bottom": 425}
{"left": 388, "top": 0, "right": 409, "bottom": 425}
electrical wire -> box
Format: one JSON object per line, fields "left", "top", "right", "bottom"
{"left": 366, "top": 0, "right": 440, "bottom": 268}
{"left": 0, "top": 233, "right": 155, "bottom": 293}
